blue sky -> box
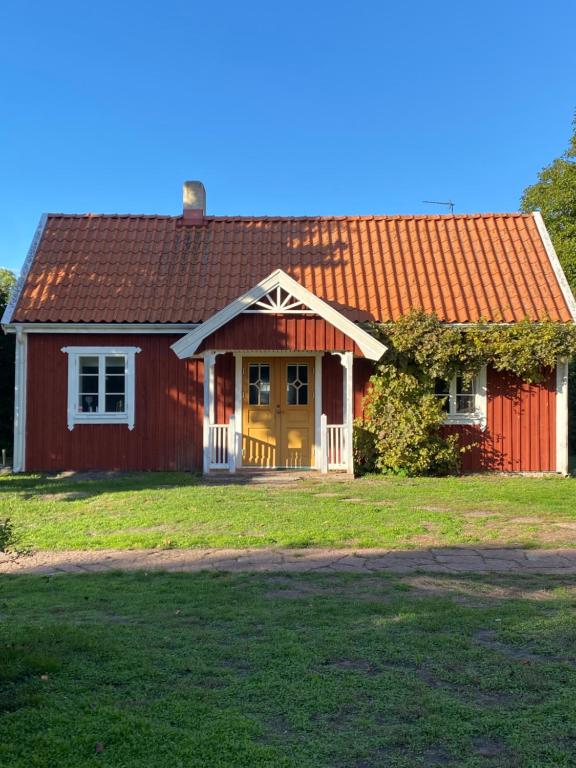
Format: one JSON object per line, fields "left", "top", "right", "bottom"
{"left": 1, "top": 0, "right": 575, "bottom": 272}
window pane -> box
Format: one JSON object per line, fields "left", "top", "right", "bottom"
{"left": 287, "top": 364, "right": 308, "bottom": 405}
{"left": 434, "top": 379, "right": 450, "bottom": 412}
{"left": 80, "top": 394, "right": 99, "bottom": 412}
{"left": 456, "top": 395, "right": 475, "bottom": 414}
{"left": 106, "top": 375, "right": 125, "bottom": 394}
{"left": 105, "top": 394, "right": 125, "bottom": 413}
{"left": 248, "top": 364, "right": 270, "bottom": 405}
{"left": 105, "top": 356, "right": 125, "bottom": 374}
{"left": 456, "top": 376, "right": 474, "bottom": 395}
{"left": 80, "top": 375, "right": 99, "bottom": 394}
{"left": 79, "top": 356, "right": 99, "bottom": 375}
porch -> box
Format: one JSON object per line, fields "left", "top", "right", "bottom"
{"left": 169, "top": 269, "right": 388, "bottom": 475}
{"left": 203, "top": 351, "right": 356, "bottom": 474}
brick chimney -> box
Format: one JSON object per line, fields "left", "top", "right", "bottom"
{"left": 182, "top": 181, "right": 206, "bottom": 224}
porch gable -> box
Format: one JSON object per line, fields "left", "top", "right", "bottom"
{"left": 171, "top": 269, "right": 387, "bottom": 361}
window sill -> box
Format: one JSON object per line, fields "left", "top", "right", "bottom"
{"left": 444, "top": 415, "right": 487, "bottom": 431}
{"left": 67, "top": 414, "right": 134, "bottom": 430}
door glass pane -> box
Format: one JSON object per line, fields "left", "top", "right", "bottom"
{"left": 287, "top": 363, "right": 308, "bottom": 405}
{"left": 248, "top": 363, "right": 270, "bottom": 405}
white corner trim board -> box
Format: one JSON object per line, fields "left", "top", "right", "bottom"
{"left": 533, "top": 212, "right": 576, "bottom": 322}
{"left": 1, "top": 215, "right": 48, "bottom": 327}
{"left": 171, "top": 269, "right": 388, "bottom": 361}
{"left": 61, "top": 346, "right": 141, "bottom": 431}
{"left": 12, "top": 327, "right": 28, "bottom": 472}
{"left": 556, "top": 360, "right": 569, "bottom": 475}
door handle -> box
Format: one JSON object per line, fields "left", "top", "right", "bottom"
{"left": 275, "top": 404, "right": 281, "bottom": 415}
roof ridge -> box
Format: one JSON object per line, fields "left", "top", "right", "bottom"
{"left": 44, "top": 212, "right": 531, "bottom": 221}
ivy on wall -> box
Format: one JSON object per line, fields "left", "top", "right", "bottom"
{"left": 355, "top": 310, "right": 576, "bottom": 476}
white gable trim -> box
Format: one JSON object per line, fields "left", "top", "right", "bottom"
{"left": 1, "top": 214, "right": 48, "bottom": 327}
{"left": 170, "top": 269, "right": 387, "bottom": 361}
{"left": 532, "top": 212, "right": 576, "bottom": 322}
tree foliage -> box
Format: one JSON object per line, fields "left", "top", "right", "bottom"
{"left": 521, "top": 115, "right": 576, "bottom": 290}
{"left": 521, "top": 115, "right": 576, "bottom": 455}
{"left": 356, "top": 310, "right": 576, "bottom": 476}
{"left": 0, "top": 268, "right": 16, "bottom": 454}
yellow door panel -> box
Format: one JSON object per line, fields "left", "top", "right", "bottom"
{"left": 242, "top": 357, "right": 315, "bottom": 469}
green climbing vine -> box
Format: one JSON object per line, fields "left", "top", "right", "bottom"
{"left": 355, "top": 310, "right": 576, "bottom": 476}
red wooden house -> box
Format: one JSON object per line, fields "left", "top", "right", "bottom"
{"left": 2, "top": 181, "right": 575, "bottom": 475}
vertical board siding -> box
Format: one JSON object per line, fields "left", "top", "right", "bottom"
{"left": 214, "top": 353, "right": 235, "bottom": 424}
{"left": 353, "top": 358, "right": 376, "bottom": 419}
{"left": 25, "top": 335, "right": 557, "bottom": 474}
{"left": 321, "top": 354, "right": 344, "bottom": 423}
{"left": 199, "top": 314, "right": 362, "bottom": 354}
{"left": 26, "top": 334, "right": 203, "bottom": 471}
{"left": 442, "top": 368, "right": 556, "bottom": 471}
{"left": 353, "top": 364, "right": 557, "bottom": 472}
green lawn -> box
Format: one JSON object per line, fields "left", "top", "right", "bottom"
{"left": 1, "top": 472, "right": 576, "bottom": 551}
{"left": 1, "top": 570, "right": 576, "bottom": 767}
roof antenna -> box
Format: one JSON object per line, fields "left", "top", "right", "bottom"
{"left": 422, "top": 199, "right": 455, "bottom": 214}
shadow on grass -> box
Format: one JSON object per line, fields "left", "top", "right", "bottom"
{"left": 0, "top": 569, "right": 575, "bottom": 767}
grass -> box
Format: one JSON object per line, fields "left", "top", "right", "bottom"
{"left": 1, "top": 570, "right": 576, "bottom": 767}
{"left": 1, "top": 472, "right": 576, "bottom": 551}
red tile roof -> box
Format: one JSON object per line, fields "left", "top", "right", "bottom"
{"left": 10, "top": 213, "right": 574, "bottom": 323}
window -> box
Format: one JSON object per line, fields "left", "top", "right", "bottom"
{"left": 434, "top": 368, "right": 487, "bottom": 427}
{"left": 248, "top": 363, "right": 271, "bottom": 405}
{"left": 286, "top": 364, "right": 308, "bottom": 405}
{"left": 62, "top": 346, "right": 141, "bottom": 430}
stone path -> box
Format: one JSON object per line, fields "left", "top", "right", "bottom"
{"left": 2, "top": 547, "right": 576, "bottom": 575}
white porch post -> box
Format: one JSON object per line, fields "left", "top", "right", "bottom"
{"left": 203, "top": 351, "right": 217, "bottom": 473}
{"left": 342, "top": 351, "right": 354, "bottom": 473}
{"left": 320, "top": 413, "right": 328, "bottom": 473}
{"left": 314, "top": 353, "right": 323, "bottom": 469}
{"left": 556, "top": 359, "right": 569, "bottom": 476}
{"left": 234, "top": 353, "right": 243, "bottom": 469}
{"left": 332, "top": 351, "right": 354, "bottom": 473}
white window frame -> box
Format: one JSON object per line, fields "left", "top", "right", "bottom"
{"left": 61, "top": 346, "right": 141, "bottom": 430}
{"left": 437, "top": 366, "right": 487, "bottom": 429}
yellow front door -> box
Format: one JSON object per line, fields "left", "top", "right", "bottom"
{"left": 242, "top": 357, "right": 315, "bottom": 468}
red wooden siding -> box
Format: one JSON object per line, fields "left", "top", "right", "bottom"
{"left": 214, "top": 353, "right": 235, "bottom": 424}
{"left": 199, "top": 314, "right": 362, "bottom": 355}
{"left": 24, "top": 334, "right": 558, "bottom": 473}
{"left": 354, "top": 358, "right": 376, "bottom": 419}
{"left": 352, "top": 364, "right": 557, "bottom": 472}
{"left": 26, "top": 334, "right": 203, "bottom": 472}
{"left": 322, "top": 354, "right": 344, "bottom": 423}
{"left": 444, "top": 368, "right": 557, "bottom": 472}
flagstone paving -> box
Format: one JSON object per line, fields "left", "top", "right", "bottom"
{"left": 3, "top": 546, "right": 576, "bottom": 575}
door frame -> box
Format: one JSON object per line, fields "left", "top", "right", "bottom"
{"left": 233, "top": 351, "right": 323, "bottom": 469}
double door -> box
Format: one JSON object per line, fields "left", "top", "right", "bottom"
{"left": 242, "top": 357, "right": 314, "bottom": 468}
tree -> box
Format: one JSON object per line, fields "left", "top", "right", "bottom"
{"left": 0, "top": 268, "right": 16, "bottom": 456}
{"left": 521, "top": 115, "right": 576, "bottom": 290}
{"left": 521, "top": 116, "right": 576, "bottom": 461}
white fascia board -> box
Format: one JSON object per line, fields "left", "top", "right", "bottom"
{"left": 3, "top": 323, "right": 199, "bottom": 334}
{"left": 171, "top": 269, "right": 387, "bottom": 361}
{"left": 1, "top": 214, "right": 48, "bottom": 329}
{"left": 533, "top": 212, "right": 576, "bottom": 322}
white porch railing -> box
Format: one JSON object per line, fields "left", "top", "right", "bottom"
{"left": 207, "top": 413, "right": 351, "bottom": 473}
{"left": 208, "top": 415, "right": 236, "bottom": 471}
{"left": 320, "top": 414, "right": 350, "bottom": 472}
{"left": 326, "top": 424, "right": 347, "bottom": 469}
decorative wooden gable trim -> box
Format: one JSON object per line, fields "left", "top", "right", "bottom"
{"left": 171, "top": 269, "right": 387, "bottom": 361}
{"left": 245, "top": 285, "right": 314, "bottom": 314}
